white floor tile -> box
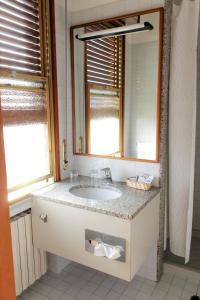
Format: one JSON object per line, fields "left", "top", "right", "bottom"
{"left": 17, "top": 262, "right": 200, "bottom": 300}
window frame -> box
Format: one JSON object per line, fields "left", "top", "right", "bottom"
{"left": 0, "top": 0, "right": 60, "bottom": 204}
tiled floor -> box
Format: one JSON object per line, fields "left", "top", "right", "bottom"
{"left": 17, "top": 262, "right": 200, "bottom": 300}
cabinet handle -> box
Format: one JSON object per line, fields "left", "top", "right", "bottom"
{"left": 40, "top": 213, "right": 48, "bottom": 223}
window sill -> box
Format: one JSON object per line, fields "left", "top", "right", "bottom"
{"left": 10, "top": 197, "right": 33, "bottom": 218}
{"left": 9, "top": 178, "right": 55, "bottom": 218}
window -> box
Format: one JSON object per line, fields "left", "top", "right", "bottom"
{"left": 85, "top": 22, "right": 124, "bottom": 156}
{"left": 0, "top": 0, "right": 59, "bottom": 201}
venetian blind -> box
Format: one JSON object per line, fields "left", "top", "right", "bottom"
{"left": 0, "top": 0, "right": 42, "bottom": 75}
{"left": 0, "top": 77, "right": 47, "bottom": 126}
{"left": 85, "top": 22, "right": 123, "bottom": 88}
{"left": 90, "top": 88, "right": 120, "bottom": 119}
{"left": 0, "top": 0, "right": 53, "bottom": 200}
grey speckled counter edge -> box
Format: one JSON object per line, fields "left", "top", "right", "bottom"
{"left": 31, "top": 176, "right": 160, "bottom": 221}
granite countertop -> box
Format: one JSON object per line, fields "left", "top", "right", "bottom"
{"left": 31, "top": 176, "right": 160, "bottom": 220}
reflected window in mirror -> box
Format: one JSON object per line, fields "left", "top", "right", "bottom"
{"left": 71, "top": 8, "right": 163, "bottom": 162}
{"left": 89, "top": 87, "right": 121, "bottom": 156}
{"left": 85, "top": 23, "right": 124, "bottom": 156}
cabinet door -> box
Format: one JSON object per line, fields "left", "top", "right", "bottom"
{"left": 32, "top": 198, "right": 131, "bottom": 280}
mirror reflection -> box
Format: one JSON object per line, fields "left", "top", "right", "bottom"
{"left": 71, "top": 10, "right": 162, "bottom": 161}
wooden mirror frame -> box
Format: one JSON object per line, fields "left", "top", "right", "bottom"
{"left": 70, "top": 7, "right": 164, "bottom": 163}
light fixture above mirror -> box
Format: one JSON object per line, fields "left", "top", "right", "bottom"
{"left": 75, "top": 22, "right": 154, "bottom": 41}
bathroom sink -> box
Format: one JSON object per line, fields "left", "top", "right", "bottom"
{"left": 69, "top": 185, "right": 122, "bottom": 201}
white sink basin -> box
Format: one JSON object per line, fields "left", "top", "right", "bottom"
{"left": 69, "top": 185, "right": 122, "bottom": 201}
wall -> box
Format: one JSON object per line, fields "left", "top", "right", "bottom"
{"left": 74, "top": 28, "right": 86, "bottom": 153}
{"left": 124, "top": 41, "right": 158, "bottom": 160}
{"left": 70, "top": 0, "right": 164, "bottom": 26}
{"left": 193, "top": 5, "right": 200, "bottom": 234}
{"left": 68, "top": 0, "right": 164, "bottom": 184}
{"left": 55, "top": 0, "right": 74, "bottom": 180}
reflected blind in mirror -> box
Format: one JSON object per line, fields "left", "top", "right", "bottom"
{"left": 85, "top": 22, "right": 124, "bottom": 88}
{"left": 90, "top": 88, "right": 120, "bottom": 118}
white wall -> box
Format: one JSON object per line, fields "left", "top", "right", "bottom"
{"left": 74, "top": 28, "right": 86, "bottom": 153}
{"left": 55, "top": 0, "right": 74, "bottom": 179}
{"left": 124, "top": 41, "right": 158, "bottom": 160}
{"left": 68, "top": 0, "right": 122, "bottom": 12}
{"left": 67, "top": 0, "right": 164, "bottom": 184}
{"left": 70, "top": 0, "right": 164, "bottom": 26}
{"left": 44, "top": 0, "right": 72, "bottom": 272}
{"left": 124, "top": 43, "right": 132, "bottom": 157}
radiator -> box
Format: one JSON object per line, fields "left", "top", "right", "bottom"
{"left": 11, "top": 210, "right": 47, "bottom": 296}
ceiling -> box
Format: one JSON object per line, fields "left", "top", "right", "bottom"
{"left": 68, "top": 0, "right": 121, "bottom": 12}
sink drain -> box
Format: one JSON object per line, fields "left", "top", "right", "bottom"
{"left": 191, "top": 296, "right": 200, "bottom": 300}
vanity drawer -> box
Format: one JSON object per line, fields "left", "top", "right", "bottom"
{"left": 32, "top": 194, "right": 159, "bottom": 281}
{"left": 32, "top": 199, "right": 131, "bottom": 280}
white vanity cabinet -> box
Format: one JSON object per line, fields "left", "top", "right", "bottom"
{"left": 32, "top": 194, "right": 160, "bottom": 281}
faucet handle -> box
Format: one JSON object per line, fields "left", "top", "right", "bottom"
{"left": 100, "top": 168, "right": 112, "bottom": 180}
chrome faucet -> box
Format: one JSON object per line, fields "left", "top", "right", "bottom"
{"left": 100, "top": 168, "right": 112, "bottom": 184}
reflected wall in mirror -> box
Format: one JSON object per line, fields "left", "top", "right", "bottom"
{"left": 71, "top": 8, "right": 163, "bottom": 162}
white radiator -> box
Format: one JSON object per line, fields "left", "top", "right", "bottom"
{"left": 11, "top": 210, "right": 47, "bottom": 296}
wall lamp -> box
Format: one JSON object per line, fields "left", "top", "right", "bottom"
{"left": 75, "top": 22, "right": 153, "bottom": 41}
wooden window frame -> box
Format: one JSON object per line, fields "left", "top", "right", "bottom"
{"left": 70, "top": 7, "right": 164, "bottom": 164}
{"left": 0, "top": 0, "right": 60, "bottom": 204}
{"left": 48, "top": 0, "right": 60, "bottom": 182}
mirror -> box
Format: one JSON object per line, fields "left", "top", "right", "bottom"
{"left": 71, "top": 8, "right": 163, "bottom": 162}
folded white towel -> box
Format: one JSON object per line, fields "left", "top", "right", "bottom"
{"left": 93, "top": 241, "right": 124, "bottom": 260}
{"left": 138, "top": 174, "right": 154, "bottom": 185}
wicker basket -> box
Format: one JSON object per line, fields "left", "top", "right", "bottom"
{"left": 126, "top": 179, "right": 152, "bottom": 191}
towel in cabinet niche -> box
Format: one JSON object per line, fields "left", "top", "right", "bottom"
{"left": 32, "top": 194, "right": 160, "bottom": 281}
